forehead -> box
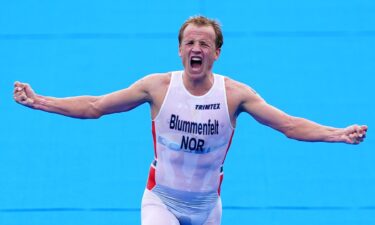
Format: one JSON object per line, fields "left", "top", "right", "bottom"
{"left": 182, "top": 24, "right": 216, "bottom": 41}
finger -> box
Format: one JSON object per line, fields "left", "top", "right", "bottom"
{"left": 360, "top": 125, "right": 368, "bottom": 133}
{"left": 14, "top": 91, "right": 25, "bottom": 99}
{"left": 14, "top": 81, "right": 21, "bottom": 87}
{"left": 14, "top": 93, "right": 27, "bottom": 102}
{"left": 14, "top": 87, "right": 25, "bottom": 95}
{"left": 356, "top": 125, "right": 366, "bottom": 136}
{"left": 13, "top": 93, "right": 22, "bottom": 101}
{"left": 17, "top": 95, "right": 32, "bottom": 105}
{"left": 24, "top": 84, "right": 35, "bottom": 95}
{"left": 14, "top": 86, "right": 24, "bottom": 93}
{"left": 14, "top": 82, "right": 23, "bottom": 90}
{"left": 347, "top": 125, "right": 357, "bottom": 134}
{"left": 359, "top": 129, "right": 367, "bottom": 137}
{"left": 14, "top": 81, "right": 25, "bottom": 88}
{"left": 19, "top": 93, "right": 27, "bottom": 101}
{"left": 358, "top": 129, "right": 367, "bottom": 137}
{"left": 357, "top": 128, "right": 364, "bottom": 137}
{"left": 351, "top": 135, "right": 360, "bottom": 144}
{"left": 343, "top": 133, "right": 354, "bottom": 144}
{"left": 13, "top": 95, "right": 20, "bottom": 102}
{"left": 19, "top": 99, "right": 31, "bottom": 106}
{"left": 348, "top": 133, "right": 359, "bottom": 144}
{"left": 349, "top": 125, "right": 364, "bottom": 135}
{"left": 14, "top": 95, "right": 24, "bottom": 104}
{"left": 355, "top": 134, "right": 366, "bottom": 144}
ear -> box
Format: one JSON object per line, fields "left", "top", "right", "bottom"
{"left": 214, "top": 48, "right": 221, "bottom": 60}
{"left": 178, "top": 45, "right": 182, "bottom": 57}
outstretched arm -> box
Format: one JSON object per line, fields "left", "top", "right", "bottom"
{"left": 234, "top": 81, "right": 367, "bottom": 144}
{"left": 13, "top": 76, "right": 153, "bottom": 119}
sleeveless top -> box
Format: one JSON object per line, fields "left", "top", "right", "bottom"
{"left": 147, "top": 71, "right": 234, "bottom": 194}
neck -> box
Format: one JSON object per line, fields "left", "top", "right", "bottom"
{"left": 182, "top": 71, "right": 214, "bottom": 96}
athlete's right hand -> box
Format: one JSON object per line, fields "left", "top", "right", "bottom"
{"left": 13, "top": 81, "right": 38, "bottom": 108}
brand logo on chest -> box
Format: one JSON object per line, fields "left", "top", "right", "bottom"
{"left": 195, "top": 103, "right": 220, "bottom": 110}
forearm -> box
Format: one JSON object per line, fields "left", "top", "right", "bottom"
{"left": 238, "top": 85, "right": 366, "bottom": 144}
{"left": 33, "top": 95, "right": 103, "bottom": 119}
{"left": 284, "top": 117, "right": 342, "bottom": 143}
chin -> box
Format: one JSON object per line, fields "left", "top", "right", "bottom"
{"left": 186, "top": 70, "right": 205, "bottom": 79}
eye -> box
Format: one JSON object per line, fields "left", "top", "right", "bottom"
{"left": 200, "top": 41, "right": 210, "bottom": 48}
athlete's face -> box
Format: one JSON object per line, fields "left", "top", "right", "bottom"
{"left": 179, "top": 24, "right": 221, "bottom": 80}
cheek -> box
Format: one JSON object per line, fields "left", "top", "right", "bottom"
{"left": 207, "top": 50, "right": 218, "bottom": 61}
{"left": 179, "top": 47, "right": 189, "bottom": 57}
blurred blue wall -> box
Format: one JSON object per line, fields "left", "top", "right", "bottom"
{"left": 1, "top": 1, "right": 374, "bottom": 224}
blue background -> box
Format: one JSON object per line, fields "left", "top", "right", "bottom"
{"left": 1, "top": 1, "right": 374, "bottom": 224}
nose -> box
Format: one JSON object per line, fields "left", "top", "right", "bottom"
{"left": 191, "top": 43, "right": 202, "bottom": 53}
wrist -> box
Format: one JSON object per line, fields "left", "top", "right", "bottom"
{"left": 33, "top": 95, "right": 50, "bottom": 110}
{"left": 328, "top": 128, "right": 345, "bottom": 143}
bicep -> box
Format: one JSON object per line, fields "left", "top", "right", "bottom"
{"left": 95, "top": 79, "right": 150, "bottom": 115}
{"left": 241, "top": 93, "right": 293, "bottom": 133}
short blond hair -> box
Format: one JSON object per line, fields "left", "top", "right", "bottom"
{"left": 178, "top": 15, "right": 223, "bottom": 49}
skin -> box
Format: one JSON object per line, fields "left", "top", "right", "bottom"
{"left": 14, "top": 24, "right": 367, "bottom": 144}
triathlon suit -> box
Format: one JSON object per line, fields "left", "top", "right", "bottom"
{"left": 141, "top": 71, "right": 234, "bottom": 225}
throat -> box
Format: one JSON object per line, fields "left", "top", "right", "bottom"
{"left": 182, "top": 72, "right": 214, "bottom": 96}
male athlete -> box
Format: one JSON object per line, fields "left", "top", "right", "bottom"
{"left": 14, "top": 16, "right": 367, "bottom": 225}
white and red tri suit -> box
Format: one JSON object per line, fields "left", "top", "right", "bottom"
{"left": 142, "top": 71, "right": 234, "bottom": 225}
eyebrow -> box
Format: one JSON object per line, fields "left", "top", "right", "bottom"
{"left": 183, "top": 39, "right": 212, "bottom": 43}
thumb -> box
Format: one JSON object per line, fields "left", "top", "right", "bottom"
{"left": 23, "top": 83, "right": 36, "bottom": 98}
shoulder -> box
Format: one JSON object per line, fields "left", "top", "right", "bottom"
{"left": 140, "top": 72, "right": 171, "bottom": 85}
{"left": 134, "top": 72, "right": 171, "bottom": 92}
{"left": 223, "top": 76, "right": 264, "bottom": 115}
{"left": 224, "top": 77, "right": 258, "bottom": 99}
{"left": 138, "top": 72, "right": 173, "bottom": 104}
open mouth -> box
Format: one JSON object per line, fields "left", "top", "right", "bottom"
{"left": 190, "top": 56, "right": 202, "bottom": 69}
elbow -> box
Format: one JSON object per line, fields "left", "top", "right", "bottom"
{"left": 284, "top": 128, "right": 306, "bottom": 141}
{"left": 88, "top": 111, "right": 102, "bottom": 119}
{"left": 81, "top": 100, "right": 104, "bottom": 119}
{"left": 74, "top": 112, "right": 102, "bottom": 119}
{"left": 283, "top": 128, "right": 294, "bottom": 139}
{"left": 87, "top": 106, "right": 103, "bottom": 119}
{"left": 284, "top": 130, "right": 297, "bottom": 140}
{"left": 281, "top": 116, "right": 299, "bottom": 140}
{"left": 92, "top": 110, "right": 103, "bottom": 119}
{"left": 77, "top": 111, "right": 102, "bottom": 119}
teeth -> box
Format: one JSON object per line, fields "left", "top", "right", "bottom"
{"left": 191, "top": 57, "right": 202, "bottom": 61}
